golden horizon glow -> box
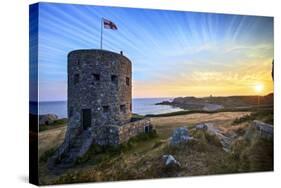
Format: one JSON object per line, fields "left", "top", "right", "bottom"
{"left": 254, "top": 83, "right": 264, "bottom": 93}
{"left": 133, "top": 57, "right": 274, "bottom": 98}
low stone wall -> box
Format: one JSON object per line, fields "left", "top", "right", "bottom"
{"left": 119, "top": 118, "right": 152, "bottom": 143}
{"left": 48, "top": 118, "right": 153, "bottom": 170}
{"left": 92, "top": 118, "right": 153, "bottom": 145}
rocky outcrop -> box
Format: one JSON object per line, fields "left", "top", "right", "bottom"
{"left": 170, "top": 127, "right": 193, "bottom": 145}
{"left": 39, "top": 114, "right": 58, "bottom": 125}
{"left": 251, "top": 120, "right": 273, "bottom": 139}
{"left": 204, "top": 123, "right": 232, "bottom": 152}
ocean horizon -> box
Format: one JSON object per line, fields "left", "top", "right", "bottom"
{"left": 30, "top": 98, "right": 183, "bottom": 118}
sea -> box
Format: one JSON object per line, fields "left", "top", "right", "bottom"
{"left": 31, "top": 98, "right": 183, "bottom": 118}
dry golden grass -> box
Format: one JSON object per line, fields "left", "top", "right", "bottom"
{"left": 38, "top": 126, "right": 66, "bottom": 158}
{"left": 38, "top": 111, "right": 272, "bottom": 185}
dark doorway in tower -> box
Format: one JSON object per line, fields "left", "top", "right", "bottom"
{"left": 144, "top": 125, "right": 153, "bottom": 133}
{"left": 82, "top": 109, "right": 91, "bottom": 130}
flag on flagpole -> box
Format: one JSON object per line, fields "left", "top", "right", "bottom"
{"left": 100, "top": 18, "right": 118, "bottom": 49}
{"left": 103, "top": 18, "right": 118, "bottom": 30}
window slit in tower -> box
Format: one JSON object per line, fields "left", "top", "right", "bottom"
{"left": 103, "top": 105, "right": 110, "bottom": 113}
{"left": 111, "top": 75, "right": 118, "bottom": 85}
{"left": 126, "top": 77, "right": 130, "bottom": 86}
{"left": 74, "top": 74, "right": 80, "bottom": 84}
{"left": 93, "top": 74, "right": 100, "bottom": 81}
{"left": 120, "top": 105, "right": 126, "bottom": 113}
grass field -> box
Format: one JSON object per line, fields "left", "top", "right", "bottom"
{"left": 38, "top": 110, "right": 273, "bottom": 185}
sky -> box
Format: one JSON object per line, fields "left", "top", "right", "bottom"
{"left": 31, "top": 2, "right": 274, "bottom": 101}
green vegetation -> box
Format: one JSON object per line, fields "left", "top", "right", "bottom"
{"left": 131, "top": 113, "right": 145, "bottom": 122}
{"left": 39, "top": 118, "right": 67, "bottom": 132}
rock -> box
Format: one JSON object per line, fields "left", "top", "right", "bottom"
{"left": 196, "top": 123, "right": 208, "bottom": 130}
{"left": 155, "top": 101, "right": 171, "bottom": 105}
{"left": 162, "top": 155, "right": 180, "bottom": 167}
{"left": 252, "top": 120, "right": 273, "bottom": 139}
{"left": 203, "top": 123, "right": 232, "bottom": 152}
{"left": 171, "top": 127, "right": 193, "bottom": 145}
{"left": 39, "top": 114, "right": 58, "bottom": 125}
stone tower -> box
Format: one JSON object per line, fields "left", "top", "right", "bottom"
{"left": 68, "top": 49, "right": 132, "bottom": 129}
{"left": 48, "top": 49, "right": 152, "bottom": 169}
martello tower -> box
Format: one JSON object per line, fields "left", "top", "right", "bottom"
{"left": 48, "top": 49, "right": 152, "bottom": 169}
{"left": 67, "top": 49, "right": 132, "bottom": 130}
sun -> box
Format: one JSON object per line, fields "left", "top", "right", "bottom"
{"left": 254, "top": 83, "right": 264, "bottom": 93}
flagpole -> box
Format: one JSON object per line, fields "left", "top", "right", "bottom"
{"left": 100, "top": 18, "right": 103, "bottom": 50}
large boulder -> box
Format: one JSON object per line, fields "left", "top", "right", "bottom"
{"left": 39, "top": 114, "right": 58, "bottom": 125}
{"left": 196, "top": 123, "right": 208, "bottom": 130}
{"left": 171, "top": 127, "right": 193, "bottom": 145}
{"left": 251, "top": 120, "right": 273, "bottom": 139}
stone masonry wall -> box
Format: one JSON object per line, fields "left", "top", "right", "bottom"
{"left": 68, "top": 49, "right": 132, "bottom": 131}
{"left": 92, "top": 118, "right": 153, "bottom": 145}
